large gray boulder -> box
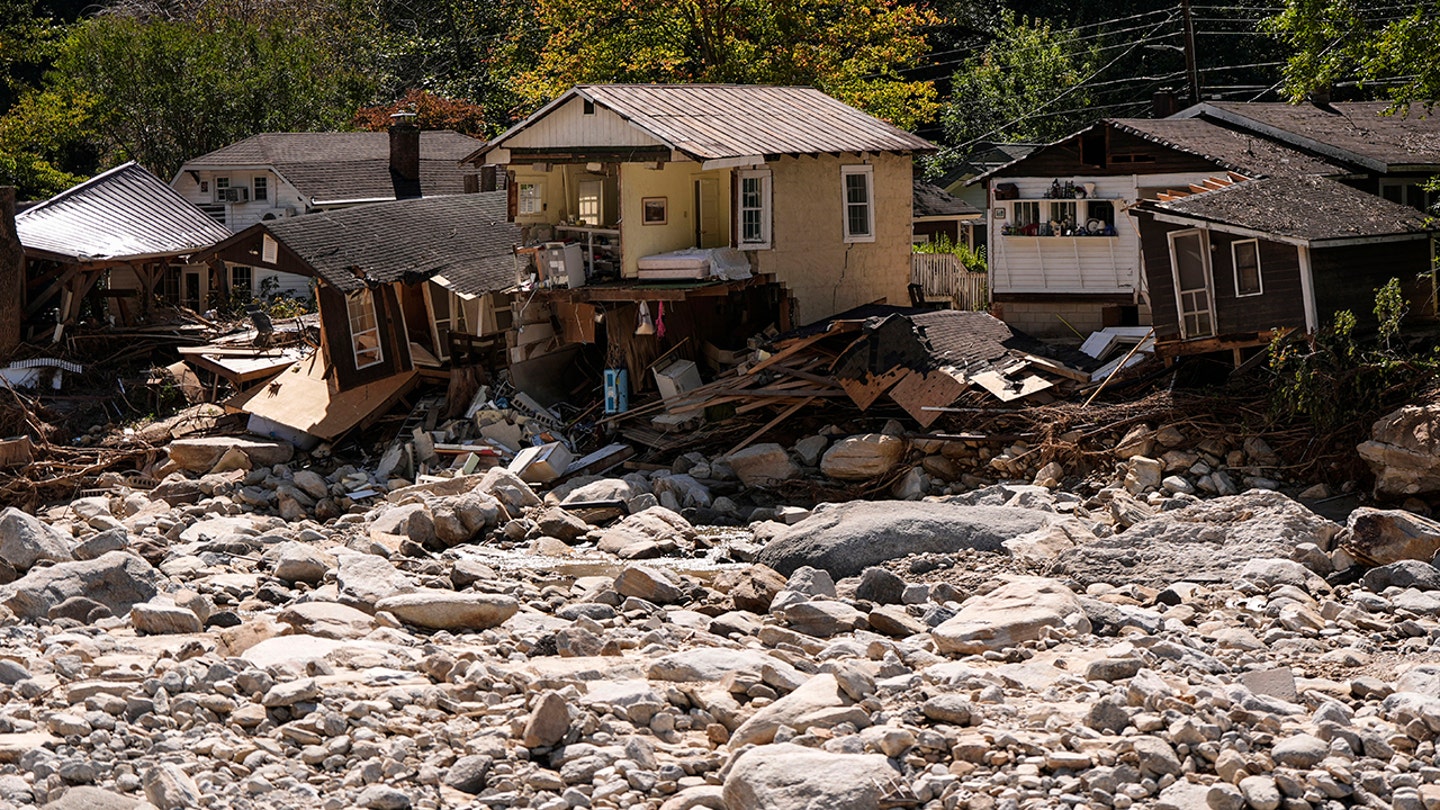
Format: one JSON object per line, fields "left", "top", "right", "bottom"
{"left": 722, "top": 743, "right": 901, "bottom": 810}
{"left": 0, "top": 507, "right": 73, "bottom": 573}
{"left": 1339, "top": 507, "right": 1440, "bottom": 567}
{"left": 755, "top": 500, "right": 1052, "bottom": 578}
{"left": 167, "top": 436, "right": 293, "bottom": 472}
{"left": 1049, "top": 491, "right": 1339, "bottom": 587}
{"left": 1358, "top": 403, "right": 1440, "bottom": 498}
{"left": 931, "top": 576, "right": 1090, "bottom": 655}
{"left": 1, "top": 551, "right": 160, "bottom": 621}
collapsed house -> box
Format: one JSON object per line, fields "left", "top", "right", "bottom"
{"left": 193, "top": 192, "right": 521, "bottom": 445}
{"left": 15, "top": 161, "right": 232, "bottom": 340}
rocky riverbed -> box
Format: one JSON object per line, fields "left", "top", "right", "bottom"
{"left": 4, "top": 456, "right": 1440, "bottom": 810}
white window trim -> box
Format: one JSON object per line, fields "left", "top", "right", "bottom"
{"left": 252, "top": 175, "right": 268, "bottom": 201}
{"left": 517, "top": 180, "right": 544, "bottom": 217}
{"left": 735, "top": 169, "right": 772, "bottom": 250}
{"left": 347, "top": 289, "right": 384, "bottom": 370}
{"left": 841, "top": 164, "right": 875, "bottom": 243}
{"left": 1231, "top": 238, "right": 1264, "bottom": 297}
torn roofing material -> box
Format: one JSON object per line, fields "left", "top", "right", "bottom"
{"left": 208, "top": 192, "right": 521, "bottom": 296}
{"left": 16, "top": 162, "right": 231, "bottom": 262}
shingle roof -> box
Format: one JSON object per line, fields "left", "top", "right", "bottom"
{"left": 180, "top": 131, "right": 485, "bottom": 203}
{"left": 1146, "top": 175, "right": 1435, "bottom": 243}
{"left": 481, "top": 84, "right": 935, "bottom": 162}
{"left": 17, "top": 162, "right": 231, "bottom": 262}
{"left": 913, "top": 180, "right": 981, "bottom": 218}
{"left": 1192, "top": 102, "right": 1440, "bottom": 171}
{"left": 256, "top": 192, "right": 521, "bottom": 295}
{"left": 1110, "top": 118, "right": 1343, "bottom": 177}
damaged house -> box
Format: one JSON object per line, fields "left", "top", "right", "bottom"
{"left": 15, "top": 161, "right": 231, "bottom": 340}
{"left": 169, "top": 118, "right": 487, "bottom": 303}
{"left": 194, "top": 192, "right": 521, "bottom": 445}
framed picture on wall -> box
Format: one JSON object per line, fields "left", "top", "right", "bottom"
{"left": 642, "top": 197, "right": 667, "bottom": 225}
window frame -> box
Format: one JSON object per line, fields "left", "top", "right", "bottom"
{"left": 252, "top": 176, "right": 268, "bottom": 202}
{"left": 517, "top": 181, "right": 544, "bottom": 217}
{"left": 1231, "top": 238, "right": 1264, "bottom": 297}
{"left": 231, "top": 265, "right": 253, "bottom": 299}
{"left": 1167, "top": 228, "right": 1216, "bottom": 339}
{"left": 735, "top": 169, "right": 773, "bottom": 250}
{"left": 841, "top": 164, "right": 875, "bottom": 243}
{"left": 347, "top": 289, "right": 384, "bottom": 370}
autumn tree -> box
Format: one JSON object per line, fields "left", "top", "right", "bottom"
{"left": 513, "top": 0, "right": 940, "bottom": 130}
{"left": 1267, "top": 0, "right": 1440, "bottom": 108}
{"left": 352, "top": 89, "right": 491, "bottom": 136}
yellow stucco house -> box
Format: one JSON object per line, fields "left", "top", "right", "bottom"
{"left": 462, "top": 84, "right": 935, "bottom": 325}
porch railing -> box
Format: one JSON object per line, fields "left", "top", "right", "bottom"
{"left": 911, "top": 253, "right": 989, "bottom": 311}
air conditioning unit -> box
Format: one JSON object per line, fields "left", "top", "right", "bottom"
{"left": 216, "top": 187, "right": 250, "bottom": 204}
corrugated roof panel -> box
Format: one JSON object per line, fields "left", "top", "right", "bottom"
{"left": 16, "top": 162, "right": 232, "bottom": 262}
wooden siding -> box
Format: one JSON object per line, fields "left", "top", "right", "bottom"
{"left": 503, "top": 96, "right": 665, "bottom": 151}
{"left": 316, "top": 283, "right": 412, "bottom": 390}
{"left": 993, "top": 126, "right": 1222, "bottom": 179}
{"left": 1311, "top": 239, "right": 1434, "bottom": 327}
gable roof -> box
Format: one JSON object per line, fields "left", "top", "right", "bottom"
{"left": 913, "top": 180, "right": 981, "bottom": 219}
{"left": 17, "top": 161, "right": 231, "bottom": 262}
{"left": 205, "top": 193, "right": 520, "bottom": 296}
{"left": 1139, "top": 175, "right": 1435, "bottom": 244}
{"left": 179, "top": 131, "right": 486, "bottom": 205}
{"left": 1182, "top": 101, "right": 1440, "bottom": 172}
{"left": 472, "top": 84, "right": 935, "bottom": 164}
{"left": 976, "top": 117, "right": 1341, "bottom": 183}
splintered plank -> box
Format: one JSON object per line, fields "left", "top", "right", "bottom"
{"left": 724, "top": 397, "right": 816, "bottom": 457}
{"left": 887, "top": 366, "right": 970, "bottom": 428}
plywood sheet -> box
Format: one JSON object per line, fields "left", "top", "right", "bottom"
{"left": 228, "top": 353, "right": 418, "bottom": 442}
{"left": 971, "top": 370, "right": 1053, "bottom": 402}
{"left": 887, "top": 366, "right": 969, "bottom": 428}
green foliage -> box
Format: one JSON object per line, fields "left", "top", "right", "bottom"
{"left": 0, "top": 85, "right": 96, "bottom": 197}
{"left": 913, "top": 235, "right": 987, "bottom": 274}
{"left": 1267, "top": 278, "right": 1434, "bottom": 432}
{"left": 48, "top": 8, "right": 375, "bottom": 178}
{"left": 938, "top": 12, "right": 1100, "bottom": 153}
{"left": 1267, "top": 0, "right": 1440, "bottom": 108}
{"left": 513, "top": 0, "right": 940, "bottom": 129}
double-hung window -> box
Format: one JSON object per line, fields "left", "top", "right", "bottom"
{"left": 348, "top": 289, "right": 383, "bottom": 369}
{"left": 517, "top": 182, "right": 544, "bottom": 216}
{"left": 736, "top": 169, "right": 772, "bottom": 249}
{"left": 252, "top": 176, "right": 268, "bottom": 202}
{"left": 841, "top": 165, "right": 875, "bottom": 242}
{"left": 1232, "top": 239, "right": 1263, "bottom": 296}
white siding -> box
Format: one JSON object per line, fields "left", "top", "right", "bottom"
{"left": 171, "top": 168, "right": 308, "bottom": 232}
{"left": 502, "top": 97, "right": 665, "bottom": 151}
{"left": 987, "top": 172, "right": 1225, "bottom": 295}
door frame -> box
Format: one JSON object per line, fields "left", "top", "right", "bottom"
{"left": 1167, "top": 228, "right": 1216, "bottom": 339}
{"left": 694, "top": 177, "right": 720, "bottom": 248}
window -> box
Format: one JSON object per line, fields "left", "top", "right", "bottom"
{"left": 517, "top": 182, "right": 544, "bottom": 216}
{"left": 737, "top": 169, "right": 772, "bottom": 249}
{"left": 841, "top": 165, "right": 874, "bottom": 242}
{"left": 583, "top": 99, "right": 596, "bottom": 115}
{"left": 1049, "top": 201, "right": 1077, "bottom": 235}
{"left": 215, "top": 177, "right": 230, "bottom": 191}
{"left": 1012, "top": 201, "right": 1042, "bottom": 229}
{"left": 1085, "top": 200, "right": 1116, "bottom": 231}
{"left": 1169, "top": 229, "right": 1214, "bottom": 338}
{"left": 1232, "top": 239, "right": 1263, "bottom": 296}
{"left": 577, "top": 180, "right": 603, "bottom": 226}
{"left": 252, "top": 176, "right": 268, "bottom": 202}
{"left": 1381, "top": 179, "right": 1437, "bottom": 213}
{"left": 231, "top": 266, "right": 253, "bottom": 299}
{"left": 1080, "top": 131, "right": 1107, "bottom": 168}
{"left": 347, "top": 289, "right": 383, "bottom": 369}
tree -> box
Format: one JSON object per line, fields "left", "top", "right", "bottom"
{"left": 0, "top": 87, "right": 95, "bottom": 198}
{"left": 937, "top": 12, "right": 1101, "bottom": 153}
{"left": 513, "top": 0, "right": 940, "bottom": 130}
{"left": 352, "top": 89, "right": 491, "bottom": 136}
{"left": 49, "top": 12, "right": 374, "bottom": 178}
{"left": 1268, "top": 0, "right": 1440, "bottom": 108}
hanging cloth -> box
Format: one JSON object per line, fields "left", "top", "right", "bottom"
{"left": 655, "top": 302, "right": 667, "bottom": 339}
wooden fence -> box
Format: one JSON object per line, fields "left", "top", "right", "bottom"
{"left": 911, "top": 253, "right": 989, "bottom": 311}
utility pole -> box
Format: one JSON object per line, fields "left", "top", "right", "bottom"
{"left": 1181, "top": 0, "right": 1201, "bottom": 106}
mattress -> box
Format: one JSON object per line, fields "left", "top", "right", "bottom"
{"left": 637, "top": 249, "right": 712, "bottom": 280}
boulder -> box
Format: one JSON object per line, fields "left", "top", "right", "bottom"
{"left": 721, "top": 565, "right": 787, "bottom": 613}
{"left": 40, "top": 786, "right": 154, "bottom": 810}
{"left": 142, "top": 763, "right": 201, "bottom": 810}
{"left": 614, "top": 565, "right": 683, "bottom": 604}
{"left": 756, "top": 500, "right": 1052, "bottom": 578}
{"left": 369, "top": 503, "right": 435, "bottom": 546}
{"left": 534, "top": 507, "right": 591, "bottom": 543}
{"left": 130, "top": 601, "right": 203, "bottom": 635}
{"left": 1340, "top": 507, "right": 1440, "bottom": 566}
{"left": 1358, "top": 403, "right": 1440, "bottom": 497}
{"left": 277, "top": 601, "right": 380, "bottom": 640}
{"left": 722, "top": 743, "right": 900, "bottom": 810}
{"left": 729, "top": 673, "right": 864, "bottom": 746}
{"left": 0, "top": 507, "right": 73, "bottom": 572}
{"left": 931, "top": 576, "right": 1090, "bottom": 655}
{"left": 166, "top": 436, "right": 292, "bottom": 473}
{"left": 820, "top": 433, "right": 906, "bottom": 481}
{"left": 597, "top": 507, "right": 694, "bottom": 555}
{"left": 336, "top": 553, "right": 417, "bottom": 611}
{"left": 1, "top": 552, "right": 159, "bottom": 621}
{"left": 269, "top": 541, "right": 334, "bottom": 584}
{"left": 1050, "top": 491, "right": 1340, "bottom": 587}
{"left": 725, "top": 443, "right": 799, "bottom": 487}
{"left": 1363, "top": 559, "right": 1440, "bottom": 592}
{"left": 373, "top": 590, "right": 517, "bottom": 631}
{"left": 475, "top": 467, "right": 541, "bottom": 512}
{"left": 521, "top": 691, "right": 572, "bottom": 748}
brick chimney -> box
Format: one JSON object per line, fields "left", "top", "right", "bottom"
{"left": 389, "top": 111, "right": 420, "bottom": 184}
{"left": 1152, "top": 90, "right": 1180, "bottom": 118}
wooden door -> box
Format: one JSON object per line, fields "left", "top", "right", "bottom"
{"left": 694, "top": 178, "right": 720, "bottom": 248}
{"left": 1168, "top": 229, "right": 1214, "bottom": 339}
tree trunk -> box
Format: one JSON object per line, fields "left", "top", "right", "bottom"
{"left": 0, "top": 187, "right": 23, "bottom": 357}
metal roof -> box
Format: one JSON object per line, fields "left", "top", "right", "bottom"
{"left": 17, "top": 162, "right": 232, "bottom": 263}
{"left": 210, "top": 192, "right": 521, "bottom": 296}
{"left": 478, "top": 84, "right": 935, "bottom": 162}
{"left": 179, "top": 131, "right": 485, "bottom": 203}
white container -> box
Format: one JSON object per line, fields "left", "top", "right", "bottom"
{"left": 508, "top": 441, "right": 575, "bottom": 485}
{"left": 653, "top": 359, "right": 702, "bottom": 401}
